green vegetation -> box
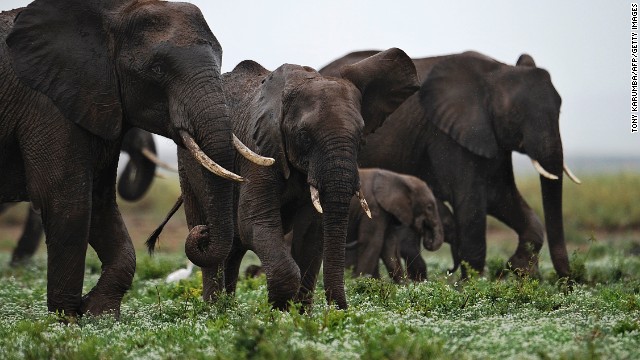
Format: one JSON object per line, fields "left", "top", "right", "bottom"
{"left": 0, "top": 236, "right": 639, "bottom": 359}
{"left": 0, "top": 172, "right": 638, "bottom": 359}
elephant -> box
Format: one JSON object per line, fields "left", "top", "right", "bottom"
{"left": 343, "top": 168, "right": 444, "bottom": 283}
{"left": 0, "top": 0, "right": 267, "bottom": 318}
{"left": 320, "top": 50, "right": 581, "bottom": 279}
{"left": 148, "top": 48, "right": 420, "bottom": 309}
{"left": 1, "top": 128, "right": 170, "bottom": 266}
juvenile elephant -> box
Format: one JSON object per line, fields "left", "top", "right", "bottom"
{"left": 344, "top": 168, "right": 444, "bottom": 283}
{"left": 0, "top": 0, "right": 264, "bottom": 317}
{"left": 2, "top": 128, "right": 170, "bottom": 266}
{"left": 150, "top": 48, "right": 420, "bottom": 309}
{"left": 320, "top": 51, "right": 581, "bottom": 279}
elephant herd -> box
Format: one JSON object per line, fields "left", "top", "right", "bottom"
{"left": 0, "top": 0, "right": 580, "bottom": 319}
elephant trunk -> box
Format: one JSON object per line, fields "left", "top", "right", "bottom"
{"left": 317, "top": 154, "right": 359, "bottom": 309}
{"left": 171, "top": 77, "right": 236, "bottom": 297}
{"left": 422, "top": 216, "right": 445, "bottom": 252}
{"left": 540, "top": 165, "right": 570, "bottom": 278}
{"left": 523, "top": 120, "right": 571, "bottom": 278}
{"left": 118, "top": 128, "right": 157, "bottom": 201}
{"left": 530, "top": 146, "right": 570, "bottom": 278}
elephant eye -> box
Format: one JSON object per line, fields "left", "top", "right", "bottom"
{"left": 151, "top": 64, "right": 164, "bottom": 76}
{"left": 297, "top": 130, "right": 312, "bottom": 150}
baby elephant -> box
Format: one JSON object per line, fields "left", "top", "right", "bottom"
{"left": 345, "top": 168, "right": 444, "bottom": 282}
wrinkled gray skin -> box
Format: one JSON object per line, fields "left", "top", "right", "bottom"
{"left": 1, "top": 128, "right": 159, "bottom": 267}
{"left": 321, "top": 51, "right": 572, "bottom": 279}
{"left": 178, "top": 49, "right": 419, "bottom": 309}
{"left": 0, "top": 1, "right": 236, "bottom": 318}
{"left": 344, "top": 168, "right": 444, "bottom": 283}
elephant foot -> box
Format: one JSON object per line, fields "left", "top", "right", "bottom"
{"left": 505, "top": 253, "right": 540, "bottom": 278}
{"left": 81, "top": 291, "right": 122, "bottom": 319}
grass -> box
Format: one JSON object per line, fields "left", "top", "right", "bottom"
{"left": 0, "top": 172, "right": 639, "bottom": 359}
{"left": 0, "top": 239, "right": 638, "bottom": 359}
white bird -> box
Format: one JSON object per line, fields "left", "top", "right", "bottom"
{"left": 165, "top": 261, "right": 195, "bottom": 283}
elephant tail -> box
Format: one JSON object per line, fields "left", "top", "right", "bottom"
{"left": 145, "top": 196, "right": 184, "bottom": 254}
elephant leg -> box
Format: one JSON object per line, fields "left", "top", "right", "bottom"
{"left": 355, "top": 218, "right": 386, "bottom": 278}
{"left": 238, "top": 184, "right": 300, "bottom": 310}
{"left": 82, "top": 168, "right": 136, "bottom": 318}
{"left": 452, "top": 190, "right": 488, "bottom": 277}
{"left": 380, "top": 225, "right": 406, "bottom": 283}
{"left": 488, "top": 188, "right": 544, "bottom": 277}
{"left": 250, "top": 225, "right": 300, "bottom": 310}
{"left": 22, "top": 132, "right": 95, "bottom": 317}
{"left": 10, "top": 207, "right": 44, "bottom": 266}
{"left": 290, "top": 208, "right": 323, "bottom": 308}
{"left": 400, "top": 231, "right": 427, "bottom": 281}
{"left": 224, "top": 237, "right": 247, "bottom": 294}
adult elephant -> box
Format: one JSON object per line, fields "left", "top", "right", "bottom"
{"left": 344, "top": 168, "right": 444, "bottom": 283}
{"left": 149, "top": 48, "right": 420, "bottom": 309}
{"left": 2, "top": 128, "right": 172, "bottom": 266}
{"left": 0, "top": 0, "right": 267, "bottom": 318}
{"left": 320, "top": 51, "right": 581, "bottom": 279}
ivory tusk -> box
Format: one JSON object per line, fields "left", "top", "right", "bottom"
{"left": 356, "top": 190, "right": 372, "bottom": 219}
{"left": 179, "top": 130, "right": 244, "bottom": 182}
{"left": 233, "top": 134, "right": 275, "bottom": 166}
{"left": 310, "top": 185, "right": 323, "bottom": 214}
{"left": 531, "top": 159, "right": 559, "bottom": 180}
{"left": 563, "top": 163, "right": 582, "bottom": 184}
{"left": 141, "top": 148, "right": 178, "bottom": 172}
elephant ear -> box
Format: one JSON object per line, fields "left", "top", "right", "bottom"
{"left": 516, "top": 53, "right": 537, "bottom": 67}
{"left": 340, "top": 48, "right": 420, "bottom": 135}
{"left": 420, "top": 54, "right": 503, "bottom": 158}
{"left": 372, "top": 170, "right": 413, "bottom": 226}
{"left": 250, "top": 63, "right": 312, "bottom": 179}
{"left": 6, "top": 0, "right": 124, "bottom": 140}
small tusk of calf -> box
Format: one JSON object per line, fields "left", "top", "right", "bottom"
{"left": 531, "top": 159, "right": 559, "bottom": 180}
{"left": 310, "top": 185, "right": 323, "bottom": 214}
{"left": 233, "top": 134, "right": 275, "bottom": 166}
{"left": 563, "top": 163, "right": 582, "bottom": 184}
{"left": 356, "top": 190, "right": 372, "bottom": 219}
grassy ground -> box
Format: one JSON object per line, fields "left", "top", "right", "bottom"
{"left": 0, "top": 173, "right": 639, "bottom": 359}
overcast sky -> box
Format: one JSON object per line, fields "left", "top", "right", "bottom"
{"left": 2, "top": 1, "right": 635, "bottom": 157}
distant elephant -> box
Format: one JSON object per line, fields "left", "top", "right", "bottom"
{"left": 0, "top": 0, "right": 264, "bottom": 318}
{"left": 320, "top": 51, "right": 581, "bottom": 279}
{"left": 2, "top": 128, "right": 170, "bottom": 266}
{"left": 344, "top": 168, "right": 444, "bottom": 283}
{"left": 149, "top": 48, "right": 420, "bottom": 309}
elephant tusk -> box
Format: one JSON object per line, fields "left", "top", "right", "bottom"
{"left": 310, "top": 185, "right": 323, "bottom": 214}
{"left": 531, "top": 159, "right": 559, "bottom": 180}
{"left": 179, "top": 130, "right": 244, "bottom": 182}
{"left": 233, "top": 134, "right": 275, "bottom": 166}
{"left": 141, "top": 148, "right": 178, "bottom": 172}
{"left": 563, "top": 163, "right": 582, "bottom": 184}
{"left": 356, "top": 190, "right": 372, "bottom": 219}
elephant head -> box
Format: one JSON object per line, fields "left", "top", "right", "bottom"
{"left": 419, "top": 52, "right": 580, "bottom": 277}
{"left": 7, "top": 0, "right": 271, "bottom": 279}
{"left": 371, "top": 169, "right": 445, "bottom": 252}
